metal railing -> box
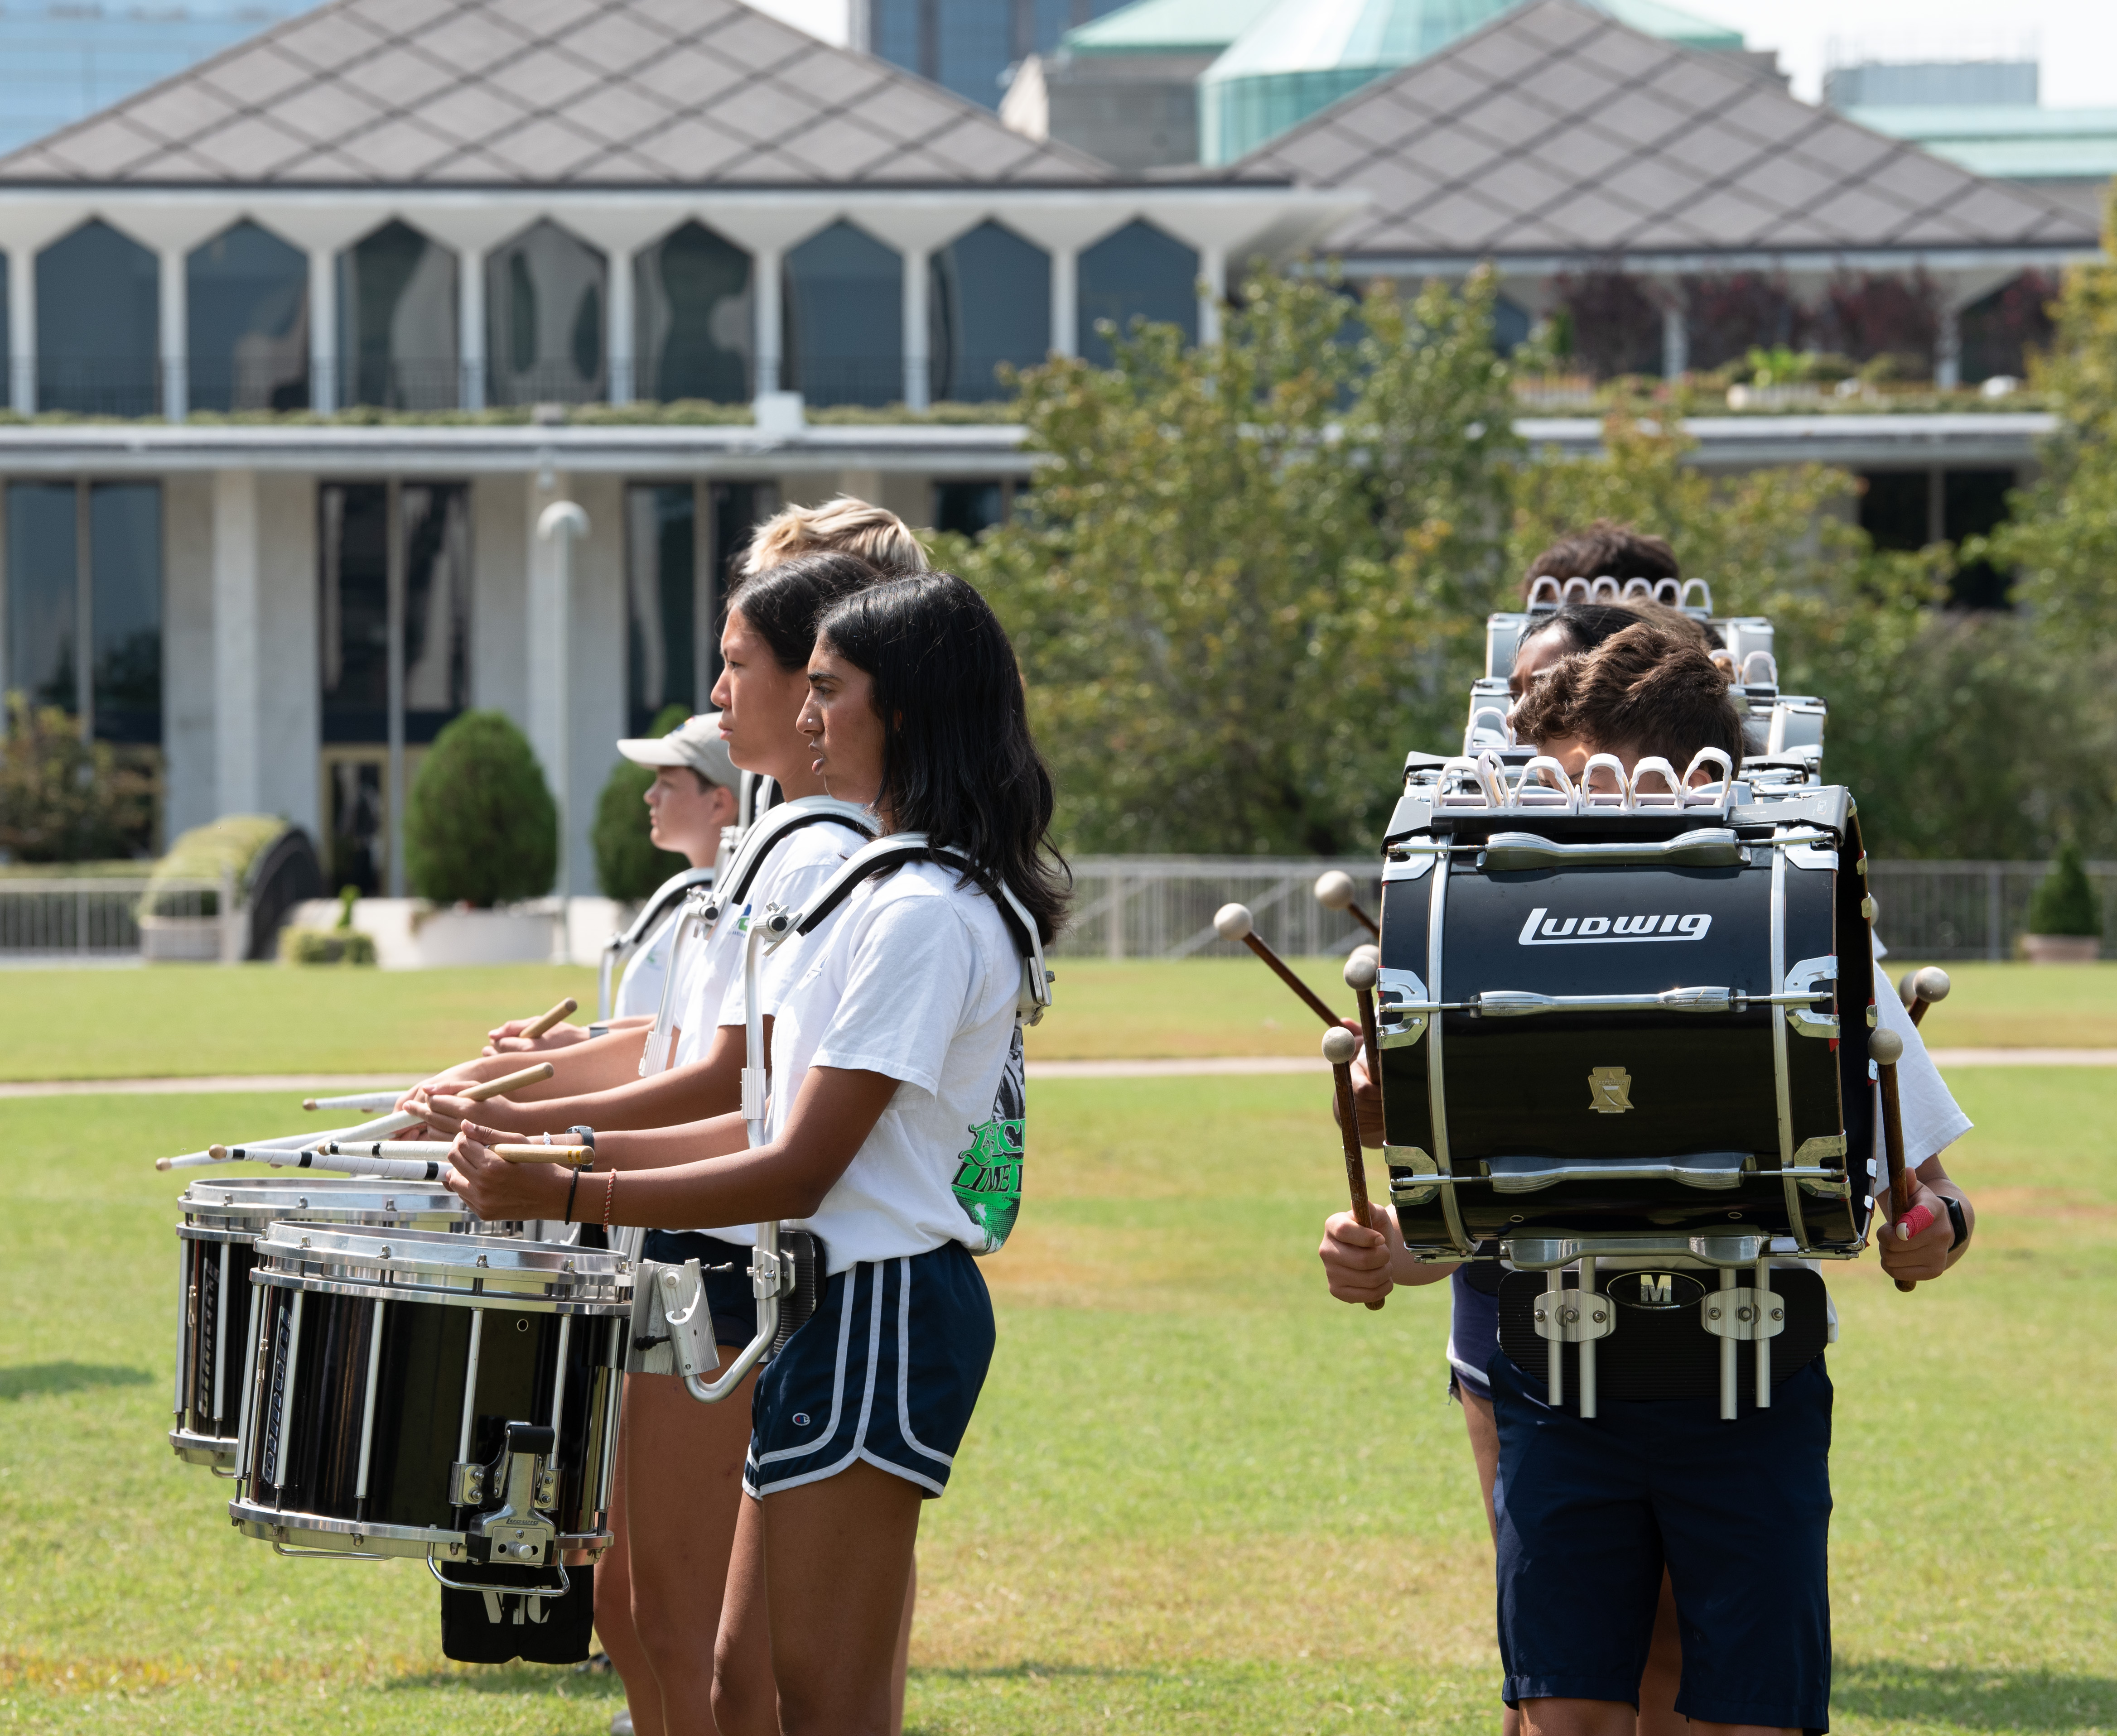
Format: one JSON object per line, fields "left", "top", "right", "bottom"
{"left": 1055, "top": 856, "right": 2113, "bottom": 962}
{"left": 0, "top": 874, "right": 235, "bottom": 961}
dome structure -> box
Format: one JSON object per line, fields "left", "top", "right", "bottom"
{"left": 1199, "top": 0, "right": 1747, "bottom": 164}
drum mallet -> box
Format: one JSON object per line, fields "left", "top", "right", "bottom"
{"left": 520, "top": 996, "right": 579, "bottom": 1040}
{"left": 1344, "top": 945, "right": 1384, "bottom": 1072}
{"left": 1897, "top": 967, "right": 1950, "bottom": 1028}
{"left": 1313, "top": 870, "right": 1379, "bottom": 939}
{"left": 1213, "top": 903, "right": 1339, "bottom": 1027}
{"left": 1870, "top": 1028, "right": 1936, "bottom": 1293}
{"left": 1322, "top": 1025, "right": 1385, "bottom": 1312}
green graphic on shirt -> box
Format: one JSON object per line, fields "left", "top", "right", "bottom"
{"left": 953, "top": 1030, "right": 1025, "bottom": 1250}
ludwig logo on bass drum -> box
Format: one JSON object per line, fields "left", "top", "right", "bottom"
{"left": 1518, "top": 906, "right": 1712, "bottom": 945}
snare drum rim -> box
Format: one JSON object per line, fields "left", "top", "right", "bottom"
{"left": 247, "top": 1267, "right": 632, "bottom": 1315}
{"left": 256, "top": 1223, "right": 631, "bottom": 1282}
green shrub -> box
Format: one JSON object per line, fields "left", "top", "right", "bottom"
{"left": 593, "top": 704, "right": 690, "bottom": 899}
{"left": 280, "top": 926, "right": 376, "bottom": 965}
{"left": 143, "top": 814, "right": 288, "bottom": 917}
{"left": 0, "top": 694, "right": 154, "bottom": 861}
{"left": 2027, "top": 842, "right": 2103, "bottom": 937}
{"left": 403, "top": 711, "right": 556, "bottom": 907}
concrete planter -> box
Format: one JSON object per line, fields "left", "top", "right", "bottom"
{"left": 139, "top": 914, "right": 231, "bottom": 962}
{"left": 2021, "top": 933, "right": 2100, "bottom": 963}
{"left": 410, "top": 908, "right": 559, "bottom": 967}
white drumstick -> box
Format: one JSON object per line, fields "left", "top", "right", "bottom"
{"left": 303, "top": 1090, "right": 409, "bottom": 1114}
{"left": 267, "top": 1149, "right": 452, "bottom": 1183}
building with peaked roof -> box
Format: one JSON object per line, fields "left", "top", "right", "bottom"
{"left": 1232, "top": 0, "right": 2098, "bottom": 382}
{"left": 0, "top": 0, "right": 1350, "bottom": 895}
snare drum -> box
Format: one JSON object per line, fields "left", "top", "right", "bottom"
{"left": 228, "top": 1226, "right": 631, "bottom": 1592}
{"left": 1374, "top": 776, "right": 1878, "bottom": 1259}
{"left": 172, "top": 1179, "right": 503, "bottom": 1471}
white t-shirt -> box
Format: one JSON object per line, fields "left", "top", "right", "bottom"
{"left": 1868, "top": 932, "right": 1972, "bottom": 1180}
{"left": 763, "top": 859, "right": 1026, "bottom": 1272}
{"left": 613, "top": 907, "right": 684, "bottom": 1022}
{"left": 701, "top": 819, "right": 869, "bottom": 1043}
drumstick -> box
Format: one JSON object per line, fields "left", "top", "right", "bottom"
{"left": 1897, "top": 967, "right": 1951, "bottom": 1028}
{"left": 1214, "top": 904, "right": 1339, "bottom": 1027}
{"left": 1344, "top": 946, "right": 1383, "bottom": 1070}
{"left": 416, "top": 1061, "right": 557, "bottom": 1106}
{"left": 1314, "top": 870, "right": 1380, "bottom": 939}
{"left": 492, "top": 1145, "right": 595, "bottom": 1167}
{"left": 520, "top": 996, "right": 579, "bottom": 1040}
{"left": 1870, "top": 1029, "right": 1934, "bottom": 1293}
{"left": 1323, "top": 1026, "right": 1384, "bottom": 1312}
{"left": 302, "top": 1090, "right": 409, "bottom": 1113}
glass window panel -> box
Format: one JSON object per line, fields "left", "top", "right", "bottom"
{"left": 5, "top": 482, "right": 77, "bottom": 713}
{"left": 0, "top": 254, "right": 9, "bottom": 394}
{"left": 635, "top": 222, "right": 752, "bottom": 404}
{"left": 933, "top": 480, "right": 1006, "bottom": 539}
{"left": 338, "top": 221, "right": 459, "bottom": 411}
{"left": 319, "top": 483, "right": 389, "bottom": 742}
{"left": 37, "top": 219, "right": 159, "bottom": 415}
{"left": 1078, "top": 220, "right": 1198, "bottom": 366}
{"left": 626, "top": 484, "right": 697, "bottom": 736}
{"left": 90, "top": 483, "right": 161, "bottom": 743}
{"left": 188, "top": 219, "right": 309, "bottom": 413}
{"left": 401, "top": 484, "right": 470, "bottom": 740}
{"left": 324, "top": 755, "right": 386, "bottom": 896}
{"left": 929, "top": 221, "right": 1048, "bottom": 403}
{"left": 485, "top": 221, "right": 607, "bottom": 406}
{"left": 784, "top": 221, "right": 902, "bottom": 409}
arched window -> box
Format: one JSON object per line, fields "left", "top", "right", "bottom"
{"left": 784, "top": 221, "right": 902, "bottom": 409}
{"left": 1077, "top": 220, "right": 1197, "bottom": 366}
{"left": 487, "top": 220, "right": 606, "bottom": 406}
{"left": 188, "top": 220, "right": 308, "bottom": 412}
{"left": 635, "top": 221, "right": 752, "bottom": 404}
{"left": 338, "top": 220, "right": 458, "bottom": 410}
{"left": 38, "top": 219, "right": 158, "bottom": 415}
{"left": 929, "top": 221, "right": 1048, "bottom": 404}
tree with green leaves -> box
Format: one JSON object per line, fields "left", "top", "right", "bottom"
{"left": 945, "top": 267, "right": 1517, "bottom": 856}
{"left": 0, "top": 694, "right": 155, "bottom": 861}
{"left": 403, "top": 710, "right": 556, "bottom": 907}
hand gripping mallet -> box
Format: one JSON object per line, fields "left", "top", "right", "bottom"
{"left": 1343, "top": 945, "right": 1384, "bottom": 1071}
{"left": 1323, "top": 1025, "right": 1385, "bottom": 1311}
{"left": 1213, "top": 903, "right": 1339, "bottom": 1027}
{"left": 1869, "top": 1027, "right": 1935, "bottom": 1293}
{"left": 1897, "top": 967, "right": 1951, "bottom": 1029}
{"left": 1313, "top": 870, "right": 1379, "bottom": 939}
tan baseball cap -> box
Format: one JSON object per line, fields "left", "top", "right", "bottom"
{"left": 617, "top": 712, "right": 738, "bottom": 788}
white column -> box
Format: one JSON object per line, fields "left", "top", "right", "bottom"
{"left": 608, "top": 246, "right": 635, "bottom": 405}
{"left": 903, "top": 244, "right": 930, "bottom": 411}
{"left": 5, "top": 246, "right": 32, "bottom": 412}
{"left": 1196, "top": 244, "right": 1225, "bottom": 347}
{"left": 308, "top": 245, "right": 336, "bottom": 414}
{"left": 1935, "top": 302, "right": 1962, "bottom": 391}
{"left": 212, "top": 470, "right": 261, "bottom": 815}
{"left": 1661, "top": 304, "right": 1688, "bottom": 380}
{"left": 524, "top": 471, "right": 567, "bottom": 837}
{"left": 459, "top": 246, "right": 486, "bottom": 411}
{"left": 754, "top": 247, "right": 783, "bottom": 395}
{"left": 159, "top": 245, "right": 187, "bottom": 422}
{"left": 1051, "top": 244, "right": 1077, "bottom": 358}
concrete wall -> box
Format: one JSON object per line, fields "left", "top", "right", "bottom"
{"left": 162, "top": 473, "right": 216, "bottom": 838}
{"left": 256, "top": 472, "right": 318, "bottom": 838}
{"left": 471, "top": 473, "right": 528, "bottom": 728}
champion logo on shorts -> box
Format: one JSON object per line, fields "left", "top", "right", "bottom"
{"left": 952, "top": 1028, "right": 1026, "bottom": 1251}
{"left": 792, "top": 1412, "right": 810, "bottom": 1427}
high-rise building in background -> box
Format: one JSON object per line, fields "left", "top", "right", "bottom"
{"left": 0, "top": 2, "right": 326, "bottom": 156}
{"left": 854, "top": 0, "right": 1134, "bottom": 109}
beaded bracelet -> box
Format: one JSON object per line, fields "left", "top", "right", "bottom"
{"left": 603, "top": 1169, "right": 617, "bottom": 1230}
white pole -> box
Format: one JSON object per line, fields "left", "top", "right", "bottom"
{"left": 537, "top": 500, "right": 590, "bottom": 959}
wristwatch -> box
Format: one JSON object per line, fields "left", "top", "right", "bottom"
{"left": 1941, "top": 1192, "right": 1970, "bottom": 1252}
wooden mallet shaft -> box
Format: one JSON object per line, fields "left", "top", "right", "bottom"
{"left": 1323, "top": 1026, "right": 1384, "bottom": 1311}
{"left": 521, "top": 997, "right": 579, "bottom": 1040}
{"left": 1344, "top": 947, "right": 1384, "bottom": 1078}
{"left": 1897, "top": 967, "right": 1951, "bottom": 1029}
{"left": 1870, "top": 1028, "right": 1927, "bottom": 1293}
{"left": 1314, "top": 870, "right": 1379, "bottom": 938}
{"left": 1213, "top": 903, "right": 1339, "bottom": 1027}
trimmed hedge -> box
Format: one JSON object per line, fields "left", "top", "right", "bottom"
{"left": 2028, "top": 842, "right": 2102, "bottom": 937}
{"left": 403, "top": 711, "right": 557, "bottom": 908}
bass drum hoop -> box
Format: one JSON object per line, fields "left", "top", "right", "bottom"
{"left": 227, "top": 1499, "right": 610, "bottom": 1561}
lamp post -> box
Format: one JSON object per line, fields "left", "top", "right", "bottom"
{"left": 537, "top": 499, "right": 589, "bottom": 961}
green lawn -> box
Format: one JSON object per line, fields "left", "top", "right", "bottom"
{"left": 0, "top": 958, "right": 2107, "bottom": 1080}
{"left": 4, "top": 1068, "right": 2112, "bottom": 1732}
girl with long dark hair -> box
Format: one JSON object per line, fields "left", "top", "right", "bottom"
{"left": 446, "top": 572, "right": 1066, "bottom": 1734}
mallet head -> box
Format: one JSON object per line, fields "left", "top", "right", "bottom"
{"left": 1314, "top": 870, "right": 1355, "bottom": 912}
{"left": 1213, "top": 902, "right": 1255, "bottom": 942}
{"left": 1321, "top": 1026, "right": 1360, "bottom": 1066}
{"left": 1343, "top": 949, "right": 1379, "bottom": 992}
{"left": 1870, "top": 1028, "right": 1904, "bottom": 1066}
{"left": 1911, "top": 966, "right": 1951, "bottom": 1005}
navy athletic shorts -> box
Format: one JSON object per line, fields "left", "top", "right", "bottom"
{"left": 1448, "top": 1265, "right": 1503, "bottom": 1403}
{"left": 641, "top": 1229, "right": 757, "bottom": 1349}
{"left": 1491, "top": 1351, "right": 1834, "bottom": 1731}
{"left": 746, "top": 1241, "right": 994, "bottom": 1500}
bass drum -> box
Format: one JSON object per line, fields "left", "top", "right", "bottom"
{"left": 171, "top": 1179, "right": 511, "bottom": 1471}
{"left": 1373, "top": 779, "right": 1877, "bottom": 1258}
{"left": 229, "top": 1226, "right": 631, "bottom": 1587}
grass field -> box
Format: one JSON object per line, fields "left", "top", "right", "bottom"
{"left": 4, "top": 1042, "right": 2114, "bottom": 1732}
{"left": 0, "top": 958, "right": 2107, "bottom": 1079}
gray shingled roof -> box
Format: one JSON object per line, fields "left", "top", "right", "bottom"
{"left": 1235, "top": 0, "right": 2095, "bottom": 258}
{"left": 0, "top": 0, "right": 1113, "bottom": 186}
